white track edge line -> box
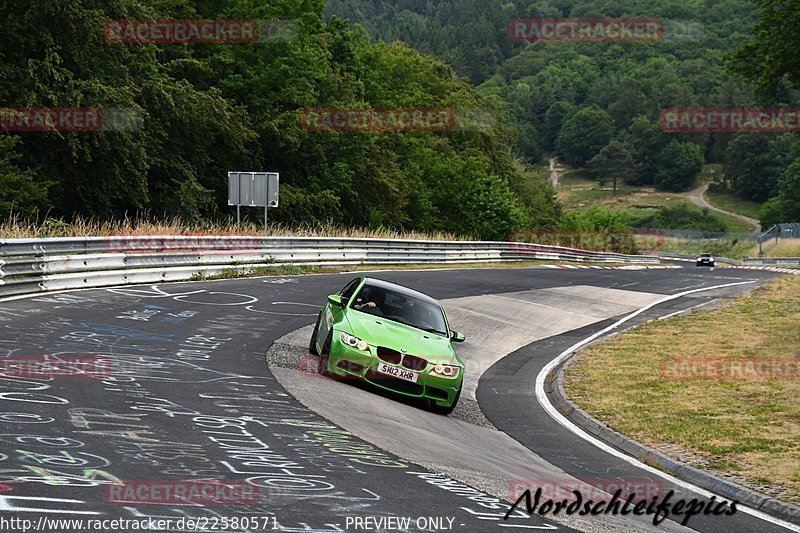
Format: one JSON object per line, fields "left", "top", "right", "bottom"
{"left": 534, "top": 280, "right": 800, "bottom": 532}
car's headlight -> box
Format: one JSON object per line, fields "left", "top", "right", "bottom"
{"left": 697, "top": 257, "right": 702, "bottom": 261}
{"left": 432, "top": 364, "right": 460, "bottom": 378}
{"left": 340, "top": 332, "right": 368, "bottom": 351}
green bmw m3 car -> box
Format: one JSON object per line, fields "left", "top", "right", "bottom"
{"left": 309, "top": 276, "right": 466, "bottom": 415}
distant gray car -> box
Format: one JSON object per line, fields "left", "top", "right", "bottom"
{"left": 696, "top": 253, "right": 715, "bottom": 267}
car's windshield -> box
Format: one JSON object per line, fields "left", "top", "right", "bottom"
{"left": 351, "top": 284, "right": 448, "bottom": 336}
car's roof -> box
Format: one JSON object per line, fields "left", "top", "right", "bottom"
{"left": 361, "top": 277, "right": 440, "bottom": 305}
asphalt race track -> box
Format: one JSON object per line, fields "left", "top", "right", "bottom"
{"left": 0, "top": 265, "right": 794, "bottom": 533}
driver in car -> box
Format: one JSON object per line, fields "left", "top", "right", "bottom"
{"left": 353, "top": 289, "right": 386, "bottom": 313}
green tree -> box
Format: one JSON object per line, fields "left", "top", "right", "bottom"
{"left": 728, "top": 0, "right": 800, "bottom": 97}
{"left": 727, "top": 0, "right": 800, "bottom": 224}
{"left": 514, "top": 122, "right": 543, "bottom": 162}
{"left": 654, "top": 140, "right": 704, "bottom": 191}
{"left": 722, "top": 135, "right": 775, "bottom": 202}
{"left": 586, "top": 139, "right": 634, "bottom": 194}
{"left": 626, "top": 116, "right": 668, "bottom": 186}
{"left": 0, "top": 0, "right": 561, "bottom": 237}
{"left": 561, "top": 205, "right": 631, "bottom": 234}
{"left": 543, "top": 101, "right": 574, "bottom": 152}
{"left": 559, "top": 206, "right": 636, "bottom": 252}
{"left": 760, "top": 160, "right": 800, "bottom": 226}
{"left": 556, "top": 107, "right": 613, "bottom": 167}
{"left": 0, "top": 136, "right": 49, "bottom": 218}
{"left": 633, "top": 203, "right": 728, "bottom": 232}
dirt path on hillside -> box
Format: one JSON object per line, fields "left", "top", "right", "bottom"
{"left": 686, "top": 182, "right": 761, "bottom": 232}
{"left": 549, "top": 157, "right": 568, "bottom": 188}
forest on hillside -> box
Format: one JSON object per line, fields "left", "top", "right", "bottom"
{"left": 0, "top": 0, "right": 562, "bottom": 240}
{"left": 1, "top": 0, "right": 798, "bottom": 239}
{"left": 327, "top": 0, "right": 800, "bottom": 225}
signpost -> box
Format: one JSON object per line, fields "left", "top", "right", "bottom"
{"left": 228, "top": 172, "right": 279, "bottom": 233}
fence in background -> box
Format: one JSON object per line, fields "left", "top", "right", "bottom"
{"left": 758, "top": 223, "right": 800, "bottom": 243}
{"left": 742, "top": 257, "right": 800, "bottom": 267}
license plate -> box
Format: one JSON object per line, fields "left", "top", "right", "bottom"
{"left": 376, "top": 363, "right": 419, "bottom": 383}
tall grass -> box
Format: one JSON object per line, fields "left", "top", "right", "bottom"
{"left": 565, "top": 275, "right": 800, "bottom": 502}
{"left": 0, "top": 214, "right": 468, "bottom": 241}
{"left": 659, "top": 237, "right": 755, "bottom": 259}
{"left": 758, "top": 238, "right": 800, "bottom": 258}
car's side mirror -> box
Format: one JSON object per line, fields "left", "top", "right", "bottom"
{"left": 451, "top": 330, "right": 466, "bottom": 343}
{"left": 328, "top": 294, "right": 343, "bottom": 307}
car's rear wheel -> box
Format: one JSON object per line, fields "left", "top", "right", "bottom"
{"left": 309, "top": 315, "right": 321, "bottom": 356}
{"left": 318, "top": 332, "right": 334, "bottom": 377}
{"left": 429, "top": 385, "right": 461, "bottom": 415}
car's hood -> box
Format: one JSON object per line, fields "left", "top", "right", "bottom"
{"left": 345, "top": 311, "right": 458, "bottom": 364}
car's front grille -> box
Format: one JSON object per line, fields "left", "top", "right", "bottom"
{"left": 377, "top": 347, "right": 402, "bottom": 365}
{"left": 377, "top": 347, "right": 429, "bottom": 371}
{"left": 401, "top": 354, "right": 428, "bottom": 371}
{"left": 365, "top": 370, "right": 424, "bottom": 396}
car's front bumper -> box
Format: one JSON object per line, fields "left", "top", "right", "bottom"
{"left": 327, "top": 341, "right": 462, "bottom": 407}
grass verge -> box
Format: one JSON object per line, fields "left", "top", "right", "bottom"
{"left": 556, "top": 172, "right": 752, "bottom": 233}
{"left": 760, "top": 239, "right": 800, "bottom": 258}
{"left": 660, "top": 237, "right": 800, "bottom": 260}
{"left": 564, "top": 276, "right": 800, "bottom": 504}
{"left": 557, "top": 171, "right": 644, "bottom": 209}
{"left": 0, "top": 215, "right": 467, "bottom": 241}
{"left": 701, "top": 208, "right": 758, "bottom": 233}
{"left": 706, "top": 186, "right": 763, "bottom": 221}
{"left": 659, "top": 237, "right": 755, "bottom": 259}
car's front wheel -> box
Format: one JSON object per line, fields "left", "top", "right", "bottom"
{"left": 429, "top": 386, "right": 461, "bottom": 415}
{"left": 309, "top": 315, "right": 321, "bottom": 356}
{"left": 318, "top": 332, "right": 334, "bottom": 377}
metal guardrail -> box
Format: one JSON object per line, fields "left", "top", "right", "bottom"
{"left": 657, "top": 252, "right": 741, "bottom": 266}
{"left": 743, "top": 257, "right": 800, "bottom": 267}
{"left": 659, "top": 252, "right": 800, "bottom": 269}
{"left": 0, "top": 235, "right": 660, "bottom": 298}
